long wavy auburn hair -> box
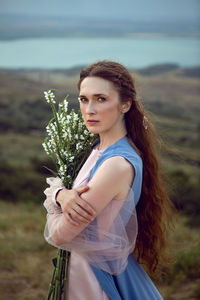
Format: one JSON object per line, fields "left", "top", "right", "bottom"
{"left": 77, "top": 60, "right": 174, "bottom": 276}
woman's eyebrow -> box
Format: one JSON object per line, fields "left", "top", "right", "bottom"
{"left": 93, "top": 93, "right": 108, "bottom": 97}
{"left": 79, "top": 93, "right": 108, "bottom": 97}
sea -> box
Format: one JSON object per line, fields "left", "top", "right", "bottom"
{"left": 0, "top": 36, "right": 199, "bottom": 69}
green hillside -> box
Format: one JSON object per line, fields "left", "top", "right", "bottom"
{"left": 0, "top": 65, "right": 199, "bottom": 299}
{"left": 0, "top": 66, "right": 199, "bottom": 204}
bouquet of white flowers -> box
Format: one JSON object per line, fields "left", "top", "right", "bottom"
{"left": 42, "top": 90, "right": 98, "bottom": 300}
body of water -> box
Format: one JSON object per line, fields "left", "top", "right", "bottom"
{"left": 0, "top": 36, "right": 199, "bottom": 69}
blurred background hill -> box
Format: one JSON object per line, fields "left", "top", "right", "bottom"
{"left": 0, "top": 14, "right": 199, "bottom": 40}
{"left": 0, "top": 0, "right": 200, "bottom": 299}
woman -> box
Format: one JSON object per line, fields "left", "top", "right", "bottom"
{"left": 44, "top": 61, "right": 173, "bottom": 299}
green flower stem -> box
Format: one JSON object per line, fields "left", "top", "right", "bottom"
{"left": 46, "top": 267, "right": 55, "bottom": 300}
{"left": 63, "top": 251, "right": 69, "bottom": 300}
{"left": 48, "top": 98, "right": 63, "bottom": 163}
{"left": 49, "top": 97, "right": 62, "bottom": 139}
{"left": 54, "top": 249, "right": 61, "bottom": 299}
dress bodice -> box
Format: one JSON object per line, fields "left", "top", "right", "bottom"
{"left": 89, "top": 136, "right": 143, "bottom": 205}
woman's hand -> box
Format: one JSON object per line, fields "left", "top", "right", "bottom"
{"left": 56, "top": 186, "right": 96, "bottom": 226}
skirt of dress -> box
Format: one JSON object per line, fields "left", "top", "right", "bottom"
{"left": 65, "top": 251, "right": 163, "bottom": 300}
{"left": 65, "top": 250, "right": 110, "bottom": 300}
{"left": 90, "top": 254, "right": 163, "bottom": 300}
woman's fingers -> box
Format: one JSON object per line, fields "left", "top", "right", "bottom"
{"left": 59, "top": 187, "right": 96, "bottom": 225}
{"left": 71, "top": 202, "right": 94, "bottom": 222}
{"left": 75, "top": 186, "right": 96, "bottom": 216}
{"left": 76, "top": 185, "right": 89, "bottom": 195}
{"left": 71, "top": 210, "right": 92, "bottom": 224}
{"left": 65, "top": 211, "right": 80, "bottom": 226}
{"left": 75, "top": 195, "right": 96, "bottom": 217}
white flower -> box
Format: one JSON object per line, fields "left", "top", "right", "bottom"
{"left": 44, "top": 90, "right": 56, "bottom": 104}
{"left": 63, "top": 99, "right": 69, "bottom": 112}
{"left": 80, "top": 135, "right": 84, "bottom": 140}
{"left": 73, "top": 114, "right": 78, "bottom": 121}
{"left": 42, "top": 142, "right": 49, "bottom": 154}
{"left": 69, "top": 156, "right": 74, "bottom": 162}
{"left": 63, "top": 132, "right": 68, "bottom": 139}
{"left": 84, "top": 129, "right": 88, "bottom": 135}
{"left": 76, "top": 143, "right": 81, "bottom": 150}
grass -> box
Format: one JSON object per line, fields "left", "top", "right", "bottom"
{"left": 0, "top": 201, "right": 200, "bottom": 300}
{"left": 0, "top": 133, "right": 45, "bottom": 166}
{"left": 157, "top": 215, "right": 200, "bottom": 299}
{"left": 0, "top": 132, "right": 45, "bottom": 166}
{"left": 0, "top": 201, "right": 56, "bottom": 300}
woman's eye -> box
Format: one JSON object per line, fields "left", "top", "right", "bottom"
{"left": 98, "top": 97, "right": 106, "bottom": 102}
{"left": 78, "top": 97, "right": 87, "bottom": 103}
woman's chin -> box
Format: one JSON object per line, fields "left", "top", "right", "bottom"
{"left": 87, "top": 128, "right": 100, "bottom": 134}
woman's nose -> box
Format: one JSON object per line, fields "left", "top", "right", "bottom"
{"left": 86, "top": 101, "right": 96, "bottom": 114}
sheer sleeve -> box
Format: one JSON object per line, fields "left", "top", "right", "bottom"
{"left": 43, "top": 177, "right": 138, "bottom": 275}
{"left": 43, "top": 177, "right": 63, "bottom": 214}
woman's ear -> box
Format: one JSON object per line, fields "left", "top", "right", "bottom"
{"left": 121, "top": 100, "right": 132, "bottom": 113}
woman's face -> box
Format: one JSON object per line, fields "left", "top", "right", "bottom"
{"left": 79, "top": 76, "right": 125, "bottom": 135}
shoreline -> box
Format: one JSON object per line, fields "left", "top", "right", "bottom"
{"left": 0, "top": 64, "right": 199, "bottom": 79}
{"left": 0, "top": 32, "right": 199, "bottom": 42}
{"left": 0, "top": 63, "right": 199, "bottom": 71}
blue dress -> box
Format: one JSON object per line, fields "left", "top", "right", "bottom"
{"left": 89, "top": 136, "right": 163, "bottom": 300}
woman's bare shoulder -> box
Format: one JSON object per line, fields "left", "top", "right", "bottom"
{"left": 88, "top": 155, "right": 134, "bottom": 200}
{"left": 99, "top": 155, "right": 134, "bottom": 175}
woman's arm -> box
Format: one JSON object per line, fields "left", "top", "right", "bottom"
{"left": 45, "top": 156, "right": 134, "bottom": 246}
{"left": 56, "top": 186, "right": 96, "bottom": 225}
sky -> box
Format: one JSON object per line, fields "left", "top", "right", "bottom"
{"left": 0, "top": 0, "right": 200, "bottom": 22}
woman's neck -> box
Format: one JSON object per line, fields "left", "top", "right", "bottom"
{"left": 98, "top": 128, "right": 127, "bottom": 151}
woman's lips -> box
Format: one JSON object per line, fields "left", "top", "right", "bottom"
{"left": 87, "top": 120, "right": 99, "bottom": 125}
